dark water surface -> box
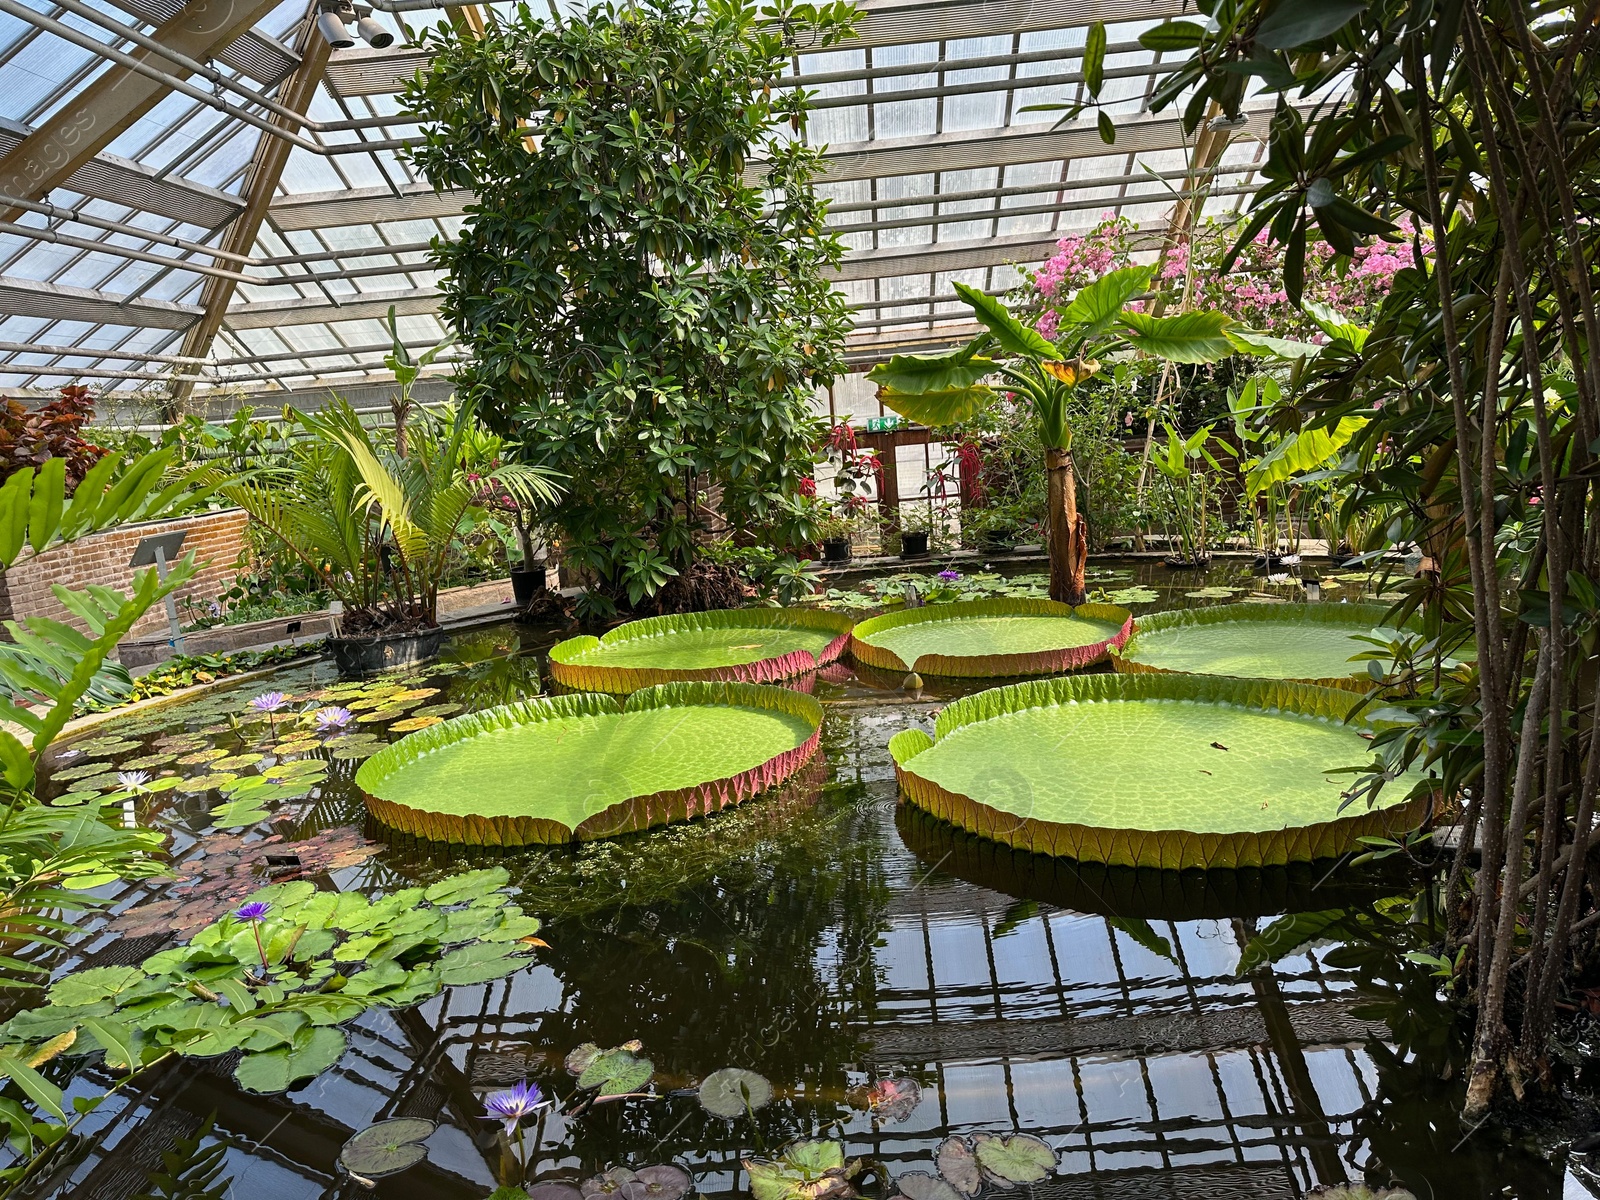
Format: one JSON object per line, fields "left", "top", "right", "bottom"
{"left": 19, "top": 560, "right": 1587, "bottom": 1199}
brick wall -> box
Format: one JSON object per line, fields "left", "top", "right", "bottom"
{"left": 0, "top": 509, "right": 250, "bottom": 648}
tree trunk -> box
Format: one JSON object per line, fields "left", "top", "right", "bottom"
{"left": 1046, "top": 447, "right": 1087, "bottom": 604}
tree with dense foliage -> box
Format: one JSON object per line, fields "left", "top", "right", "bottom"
{"left": 1144, "top": 0, "right": 1600, "bottom": 1118}
{"left": 404, "top": 0, "right": 856, "bottom": 615}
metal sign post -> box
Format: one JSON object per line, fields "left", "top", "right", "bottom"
{"left": 129, "top": 531, "right": 188, "bottom": 657}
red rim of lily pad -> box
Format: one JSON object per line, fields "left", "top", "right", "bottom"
{"left": 548, "top": 609, "right": 855, "bottom": 693}
{"left": 850, "top": 598, "right": 1133, "bottom": 678}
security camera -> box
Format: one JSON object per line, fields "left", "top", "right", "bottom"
{"left": 318, "top": 0, "right": 394, "bottom": 49}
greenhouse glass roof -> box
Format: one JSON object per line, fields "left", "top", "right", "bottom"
{"left": 0, "top": 0, "right": 1273, "bottom": 398}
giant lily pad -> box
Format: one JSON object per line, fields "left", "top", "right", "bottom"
{"left": 549, "top": 609, "right": 854, "bottom": 693}
{"left": 889, "top": 673, "right": 1431, "bottom": 869}
{"left": 850, "top": 599, "right": 1132, "bottom": 678}
{"left": 356, "top": 682, "right": 824, "bottom": 845}
{"left": 1114, "top": 602, "right": 1458, "bottom": 690}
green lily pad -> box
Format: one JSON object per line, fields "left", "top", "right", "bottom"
{"left": 48, "top": 760, "right": 114, "bottom": 781}
{"left": 72, "top": 737, "right": 142, "bottom": 755}
{"left": 234, "top": 1026, "right": 347, "bottom": 1093}
{"left": 177, "top": 749, "right": 229, "bottom": 765}
{"left": 437, "top": 941, "right": 531, "bottom": 987}
{"left": 747, "top": 1141, "right": 857, "bottom": 1200}
{"left": 331, "top": 743, "right": 381, "bottom": 761}
{"left": 549, "top": 609, "right": 852, "bottom": 692}
{"left": 339, "top": 1117, "right": 436, "bottom": 1179}
{"left": 698, "top": 1067, "right": 773, "bottom": 1117}
{"left": 972, "top": 1133, "right": 1055, "bottom": 1186}
{"left": 896, "top": 1173, "right": 962, "bottom": 1200}
{"left": 1105, "top": 586, "right": 1161, "bottom": 605}
{"left": 119, "top": 753, "right": 180, "bottom": 771}
{"left": 355, "top": 684, "right": 823, "bottom": 846}
{"left": 178, "top": 772, "right": 240, "bottom": 793}
{"left": 850, "top": 599, "right": 1130, "bottom": 678}
{"left": 424, "top": 868, "right": 511, "bottom": 905}
{"left": 209, "top": 800, "right": 273, "bottom": 828}
{"left": 890, "top": 672, "right": 1429, "bottom": 869}
{"left": 47, "top": 966, "right": 143, "bottom": 1007}
{"left": 211, "top": 753, "right": 265, "bottom": 770}
{"left": 574, "top": 1042, "right": 654, "bottom": 1097}
{"left": 412, "top": 703, "right": 463, "bottom": 718}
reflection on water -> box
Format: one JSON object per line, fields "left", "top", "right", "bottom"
{"left": 20, "top": 562, "right": 1578, "bottom": 1200}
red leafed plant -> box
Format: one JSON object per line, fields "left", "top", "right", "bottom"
{"left": 0, "top": 384, "right": 109, "bottom": 491}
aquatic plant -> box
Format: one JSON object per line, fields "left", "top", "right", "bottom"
{"left": 313, "top": 706, "right": 354, "bottom": 732}
{"left": 549, "top": 609, "right": 853, "bottom": 693}
{"left": 485, "top": 1080, "right": 546, "bottom": 1136}
{"left": 698, "top": 1067, "right": 773, "bottom": 1118}
{"left": 890, "top": 673, "right": 1431, "bottom": 868}
{"left": 338, "top": 1117, "right": 437, "bottom": 1183}
{"left": 356, "top": 684, "right": 824, "bottom": 846}
{"left": 850, "top": 599, "right": 1132, "bottom": 678}
{"left": 565, "top": 1041, "right": 654, "bottom": 1100}
{"left": 746, "top": 1141, "right": 861, "bottom": 1200}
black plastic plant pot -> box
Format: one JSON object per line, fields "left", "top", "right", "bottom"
{"left": 1163, "top": 553, "right": 1211, "bottom": 570}
{"left": 327, "top": 627, "right": 445, "bottom": 678}
{"left": 510, "top": 564, "right": 547, "bottom": 607}
{"left": 900, "top": 531, "right": 930, "bottom": 559}
{"left": 822, "top": 537, "right": 851, "bottom": 563}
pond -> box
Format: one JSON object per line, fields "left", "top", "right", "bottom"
{"left": 16, "top": 559, "right": 1586, "bottom": 1199}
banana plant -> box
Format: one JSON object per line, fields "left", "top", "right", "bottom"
{"left": 867, "top": 269, "right": 1238, "bottom": 602}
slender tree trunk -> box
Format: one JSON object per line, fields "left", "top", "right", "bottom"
{"left": 1047, "top": 446, "right": 1087, "bottom": 604}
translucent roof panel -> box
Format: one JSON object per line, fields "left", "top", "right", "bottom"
{"left": 0, "top": 0, "right": 1283, "bottom": 397}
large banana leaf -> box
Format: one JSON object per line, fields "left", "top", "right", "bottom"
{"left": 1116, "top": 310, "right": 1237, "bottom": 363}
{"left": 953, "top": 283, "right": 1060, "bottom": 359}
{"left": 1059, "top": 265, "right": 1155, "bottom": 341}
{"left": 865, "top": 341, "right": 998, "bottom": 393}
{"left": 1244, "top": 415, "right": 1367, "bottom": 497}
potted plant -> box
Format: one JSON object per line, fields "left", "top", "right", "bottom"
{"left": 899, "top": 506, "right": 933, "bottom": 559}
{"left": 226, "top": 398, "right": 562, "bottom": 676}
{"left": 817, "top": 511, "right": 856, "bottom": 563}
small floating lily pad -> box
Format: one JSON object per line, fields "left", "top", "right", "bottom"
{"left": 935, "top": 1138, "right": 981, "bottom": 1196}
{"left": 177, "top": 772, "right": 241, "bottom": 793}
{"left": 331, "top": 743, "right": 381, "bottom": 761}
{"left": 339, "top": 1117, "right": 436, "bottom": 1179}
{"left": 413, "top": 703, "right": 463, "bottom": 718}
{"left": 896, "top": 1173, "right": 962, "bottom": 1200}
{"left": 177, "top": 748, "right": 229, "bottom": 765}
{"left": 550, "top": 609, "right": 854, "bottom": 693}
{"left": 49, "top": 761, "right": 115, "bottom": 781}
{"left": 851, "top": 599, "right": 1131, "bottom": 678}
{"left": 699, "top": 1067, "right": 773, "bottom": 1117}
{"left": 972, "top": 1133, "right": 1055, "bottom": 1186}
{"left": 389, "top": 715, "right": 443, "bottom": 732}
{"left": 211, "top": 753, "right": 265, "bottom": 770}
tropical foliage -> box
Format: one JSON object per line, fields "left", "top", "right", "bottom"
{"left": 1141, "top": 0, "right": 1600, "bottom": 1117}
{"left": 868, "top": 277, "right": 1242, "bottom": 602}
{"left": 404, "top": 0, "right": 856, "bottom": 615}
{"left": 223, "top": 399, "right": 560, "bottom": 634}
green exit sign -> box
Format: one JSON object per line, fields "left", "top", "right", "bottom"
{"left": 866, "top": 416, "right": 903, "bottom": 431}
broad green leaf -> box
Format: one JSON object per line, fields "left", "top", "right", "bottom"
{"left": 47, "top": 966, "right": 143, "bottom": 1008}
{"left": 1302, "top": 300, "right": 1369, "bottom": 350}
{"left": 1116, "top": 311, "right": 1236, "bottom": 363}
{"left": 1107, "top": 917, "right": 1175, "bottom": 964}
{"left": 233, "top": 1026, "right": 347, "bottom": 1094}
{"left": 1082, "top": 20, "right": 1106, "bottom": 95}
{"left": 1139, "top": 19, "right": 1205, "bottom": 51}
{"left": 1226, "top": 328, "right": 1322, "bottom": 359}
{"left": 80, "top": 1017, "right": 140, "bottom": 1072}
{"left": 1256, "top": 0, "right": 1366, "bottom": 49}
{"left": 0, "top": 1054, "right": 65, "bottom": 1121}
{"left": 26, "top": 457, "right": 65, "bottom": 556}
{"left": 953, "top": 283, "right": 1061, "bottom": 360}
{"left": 877, "top": 385, "right": 996, "bottom": 428}
{"left": 698, "top": 1067, "right": 773, "bottom": 1117}
{"left": 1058, "top": 265, "right": 1154, "bottom": 341}
{"left": 1244, "top": 416, "right": 1367, "bottom": 497}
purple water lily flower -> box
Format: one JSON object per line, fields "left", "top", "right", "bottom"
{"left": 314, "top": 706, "right": 354, "bottom": 732}
{"left": 483, "top": 1079, "right": 545, "bottom": 1136}
{"left": 937, "top": 569, "right": 962, "bottom": 583}
{"left": 235, "top": 900, "right": 272, "bottom": 969}
{"left": 250, "top": 691, "right": 290, "bottom": 736}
